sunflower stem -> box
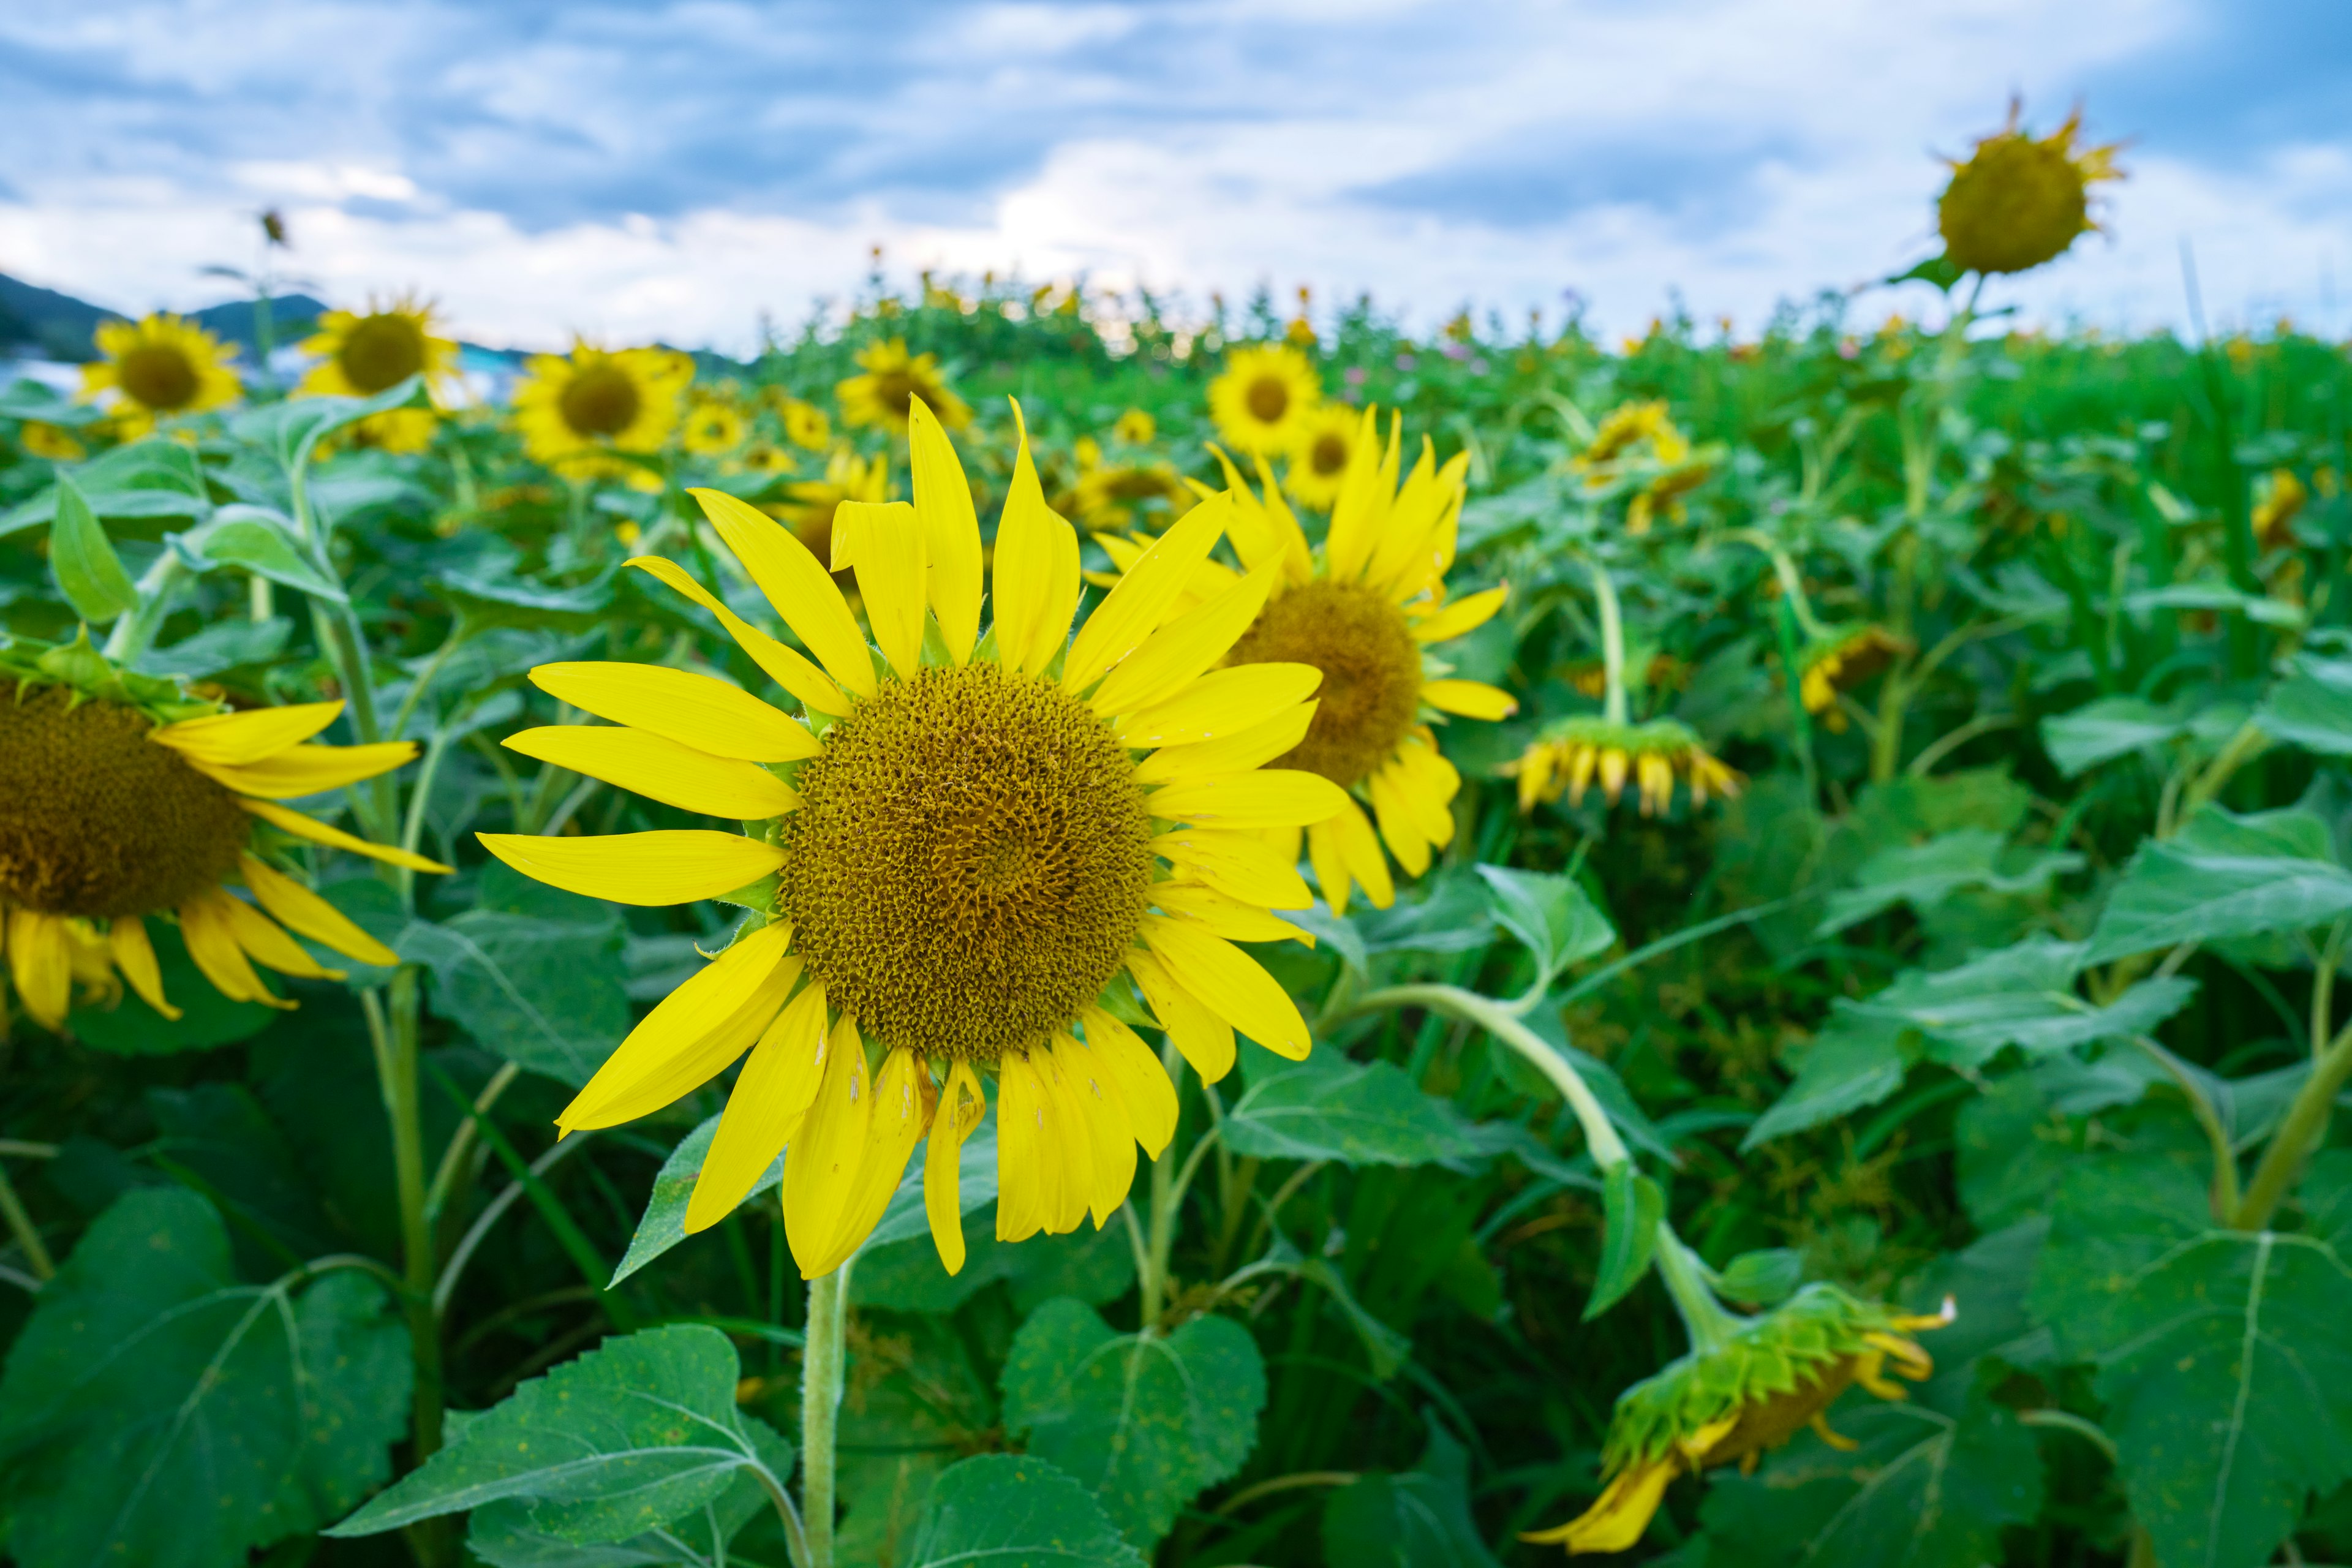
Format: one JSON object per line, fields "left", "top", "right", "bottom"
{"left": 0, "top": 1159, "right": 54, "bottom": 1281}
{"left": 99, "top": 550, "right": 187, "bottom": 667}
{"left": 1140, "top": 1040, "right": 1186, "bottom": 1330}
{"left": 365, "top": 978, "right": 448, "bottom": 1564}
{"left": 1653, "top": 1226, "right": 1743, "bottom": 1357}
{"left": 2234, "top": 1015, "right": 2352, "bottom": 1231}
{"left": 1583, "top": 559, "right": 1630, "bottom": 727}
{"left": 799, "top": 1264, "right": 849, "bottom": 1568}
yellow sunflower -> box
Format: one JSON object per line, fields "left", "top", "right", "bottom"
{"left": 80, "top": 314, "right": 243, "bottom": 438}
{"left": 1207, "top": 344, "right": 1321, "bottom": 457}
{"left": 742, "top": 442, "right": 794, "bottom": 477}
{"left": 2253, "top": 467, "right": 2307, "bottom": 549}
{"left": 682, "top": 399, "right": 749, "bottom": 458}
{"left": 1283, "top": 404, "right": 1361, "bottom": 512}
{"left": 1797, "top": 625, "right": 1913, "bottom": 731}
{"left": 511, "top": 342, "right": 694, "bottom": 490}
{"left": 1507, "top": 717, "right": 1741, "bottom": 819}
{"left": 1112, "top": 408, "right": 1156, "bottom": 445}
{"left": 1575, "top": 401, "right": 1689, "bottom": 471}
{"left": 0, "top": 642, "right": 448, "bottom": 1033}
{"left": 775, "top": 394, "right": 832, "bottom": 451}
{"left": 837, "top": 339, "right": 971, "bottom": 435}
{"left": 477, "top": 398, "right": 1344, "bottom": 1278}
{"left": 1937, "top": 101, "right": 2124, "bottom": 276}
{"left": 295, "top": 293, "right": 461, "bottom": 453}
{"left": 1063, "top": 458, "right": 1193, "bottom": 534}
{"left": 767, "top": 447, "right": 891, "bottom": 573}
{"left": 16, "top": 421, "right": 87, "bottom": 462}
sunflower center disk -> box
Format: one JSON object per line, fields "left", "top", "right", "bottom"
{"left": 1310, "top": 433, "right": 1348, "bottom": 475}
{"left": 339, "top": 314, "right": 428, "bottom": 393}
{"left": 1246, "top": 375, "right": 1291, "bottom": 423}
{"left": 559, "top": 364, "right": 643, "bottom": 437}
{"left": 0, "top": 682, "right": 252, "bottom": 918}
{"left": 118, "top": 345, "right": 200, "bottom": 411}
{"left": 778, "top": 662, "right": 1155, "bottom": 1062}
{"left": 1226, "top": 581, "right": 1422, "bottom": 787}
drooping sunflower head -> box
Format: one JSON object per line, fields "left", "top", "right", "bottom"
{"left": 2253, "top": 467, "right": 2308, "bottom": 549}
{"left": 0, "top": 638, "right": 446, "bottom": 1033}
{"left": 1575, "top": 401, "right": 1689, "bottom": 472}
{"left": 682, "top": 398, "right": 749, "bottom": 458}
{"left": 1283, "top": 404, "right": 1361, "bottom": 513}
{"left": 1937, "top": 101, "right": 2124, "bottom": 276}
{"left": 1207, "top": 343, "right": 1322, "bottom": 457}
{"left": 1507, "top": 717, "right": 1741, "bottom": 818}
{"left": 511, "top": 342, "right": 695, "bottom": 484}
{"left": 1798, "top": 625, "right": 1914, "bottom": 730}
{"left": 767, "top": 446, "right": 891, "bottom": 571}
{"left": 1526, "top": 1287, "right": 1952, "bottom": 1555}
{"left": 836, "top": 339, "right": 971, "bottom": 434}
{"left": 295, "top": 294, "right": 459, "bottom": 453}
{"left": 80, "top": 314, "right": 242, "bottom": 435}
{"left": 477, "top": 396, "right": 1349, "bottom": 1280}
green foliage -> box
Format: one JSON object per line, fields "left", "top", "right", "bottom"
{"left": 903, "top": 1455, "right": 1144, "bottom": 1568}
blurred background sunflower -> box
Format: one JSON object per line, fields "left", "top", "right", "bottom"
{"left": 295, "top": 292, "right": 459, "bottom": 452}
{"left": 510, "top": 341, "right": 693, "bottom": 489}
{"left": 78, "top": 312, "right": 242, "bottom": 435}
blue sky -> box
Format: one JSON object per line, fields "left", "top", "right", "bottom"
{"left": 3, "top": 0, "right": 2348, "bottom": 350}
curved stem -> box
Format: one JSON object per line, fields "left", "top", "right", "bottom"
{"left": 2127, "top": 1033, "right": 2240, "bottom": 1220}
{"left": 1583, "top": 557, "right": 1630, "bottom": 726}
{"left": 423, "top": 1060, "right": 522, "bottom": 1229}
{"left": 1653, "top": 1226, "right": 1743, "bottom": 1356}
{"left": 799, "top": 1265, "right": 849, "bottom": 1568}
{"left": 2019, "top": 1407, "right": 2119, "bottom": 1464}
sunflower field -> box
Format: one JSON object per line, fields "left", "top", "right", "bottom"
{"left": 4, "top": 110, "right": 2352, "bottom": 1568}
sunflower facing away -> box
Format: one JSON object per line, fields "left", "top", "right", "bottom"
{"left": 477, "top": 398, "right": 1348, "bottom": 1279}
{"left": 1507, "top": 717, "right": 1740, "bottom": 819}
{"left": 1527, "top": 1287, "right": 1951, "bottom": 1554}
{"left": 0, "top": 640, "right": 447, "bottom": 1033}
{"left": 296, "top": 293, "right": 462, "bottom": 453}
{"left": 1937, "top": 101, "right": 2123, "bottom": 276}
{"left": 1207, "top": 344, "right": 1321, "bottom": 458}
{"left": 836, "top": 339, "right": 971, "bottom": 435}
{"left": 80, "top": 314, "right": 243, "bottom": 438}
{"left": 16, "top": 421, "right": 86, "bottom": 462}
{"left": 511, "top": 342, "right": 695, "bottom": 489}
{"left": 1283, "top": 404, "right": 1360, "bottom": 513}
{"left": 1797, "top": 625, "right": 1913, "bottom": 731}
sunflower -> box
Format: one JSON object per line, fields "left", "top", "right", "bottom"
{"left": 1575, "top": 401, "right": 1687, "bottom": 471}
{"left": 16, "top": 421, "right": 86, "bottom": 462}
{"left": 682, "top": 399, "right": 749, "bottom": 458}
{"left": 1207, "top": 344, "right": 1321, "bottom": 457}
{"left": 1573, "top": 401, "right": 1716, "bottom": 535}
{"left": 1937, "top": 101, "right": 2123, "bottom": 276}
{"left": 1063, "top": 459, "right": 1192, "bottom": 533}
{"left": 742, "top": 442, "right": 794, "bottom": 477}
{"left": 295, "top": 293, "right": 461, "bottom": 453}
{"left": 477, "top": 399, "right": 1344, "bottom": 1278}
{"left": 1507, "top": 717, "right": 1741, "bottom": 818}
{"left": 837, "top": 339, "right": 971, "bottom": 435}
{"left": 511, "top": 342, "right": 694, "bottom": 489}
{"left": 1797, "top": 625, "right": 1913, "bottom": 731}
{"left": 1526, "top": 1288, "right": 1951, "bottom": 1555}
{"left": 79, "top": 314, "right": 242, "bottom": 437}
{"left": 1283, "top": 404, "right": 1361, "bottom": 512}
{"left": 1112, "top": 408, "right": 1156, "bottom": 445}
{"left": 0, "top": 639, "right": 448, "bottom": 1033}
{"left": 2253, "top": 467, "right": 2307, "bottom": 549}
{"left": 775, "top": 395, "right": 833, "bottom": 451}
{"left": 767, "top": 447, "right": 891, "bottom": 573}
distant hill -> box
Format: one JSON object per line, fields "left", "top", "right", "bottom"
{"left": 0, "top": 271, "right": 325, "bottom": 361}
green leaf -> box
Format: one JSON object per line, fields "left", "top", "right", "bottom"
{"left": 1583, "top": 1163, "right": 1664, "bottom": 1319}
{"left": 2030, "top": 1155, "right": 2352, "bottom": 1568}
{"left": 406, "top": 908, "right": 632, "bottom": 1085}
{"left": 48, "top": 472, "right": 138, "bottom": 622}
{"left": 2039, "top": 695, "right": 2211, "bottom": 777}
{"left": 331, "top": 1325, "right": 784, "bottom": 1542}
{"left": 1815, "top": 829, "right": 2081, "bottom": 936}
{"left": 1887, "top": 252, "right": 1966, "bottom": 292}
{"left": 2256, "top": 654, "right": 2352, "bottom": 755}
{"left": 853, "top": 1201, "right": 1131, "bottom": 1315}
{"left": 68, "top": 919, "right": 279, "bottom": 1052}
{"left": 1321, "top": 1423, "right": 1501, "bottom": 1568}
{"left": 1474, "top": 863, "right": 1615, "bottom": 985}
{"left": 137, "top": 614, "right": 295, "bottom": 679}
{"left": 1222, "top": 1043, "right": 1479, "bottom": 1166}
{"left": 1742, "top": 1012, "right": 1916, "bottom": 1148}
{"left": 230, "top": 374, "right": 431, "bottom": 479}
{"left": 181, "top": 504, "right": 347, "bottom": 602}
{"left": 1712, "top": 1247, "right": 1804, "bottom": 1307}
{"left": 0, "top": 1187, "right": 409, "bottom": 1568}
{"left": 2084, "top": 805, "right": 2352, "bottom": 963}
{"left": 1845, "top": 938, "right": 2193, "bottom": 1071}
{"left": 903, "top": 1454, "right": 1145, "bottom": 1568}
{"left": 1000, "top": 1298, "right": 1268, "bottom": 1545}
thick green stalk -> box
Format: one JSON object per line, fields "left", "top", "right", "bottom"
{"left": 1584, "top": 560, "right": 1630, "bottom": 726}
{"left": 0, "top": 1161, "right": 54, "bottom": 1280}
{"left": 99, "top": 551, "right": 188, "bottom": 667}
{"left": 1772, "top": 598, "right": 1821, "bottom": 802}
{"left": 800, "top": 1265, "right": 849, "bottom": 1568}
{"left": 2234, "top": 1022, "right": 2352, "bottom": 1231}
{"left": 365, "top": 978, "right": 446, "bottom": 1566}
{"left": 1653, "top": 1227, "right": 1743, "bottom": 1356}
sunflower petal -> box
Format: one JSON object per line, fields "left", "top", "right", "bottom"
{"left": 1032, "top": 1042, "right": 1110, "bottom": 1230}
{"left": 1119, "top": 663, "right": 1322, "bottom": 751}
{"left": 107, "top": 916, "right": 182, "bottom": 1020}
{"left": 1142, "top": 916, "right": 1311, "bottom": 1060}
{"left": 627, "top": 555, "right": 851, "bottom": 717}
{"left": 1134, "top": 700, "right": 1317, "bottom": 785}
{"left": 6, "top": 908, "right": 72, "bottom": 1030}
{"left": 1125, "top": 948, "right": 1235, "bottom": 1082}
{"left": 1210, "top": 446, "right": 1313, "bottom": 586}
{"left": 529, "top": 662, "right": 816, "bottom": 764}
{"left": 502, "top": 726, "right": 799, "bottom": 820}
{"left": 683, "top": 963, "right": 821, "bottom": 1234}
{"left": 149, "top": 700, "right": 344, "bottom": 766}
{"left": 1307, "top": 817, "right": 1355, "bottom": 916}
{"left": 783, "top": 1012, "right": 873, "bottom": 1274}
{"left": 804, "top": 1046, "right": 930, "bottom": 1275}
{"left": 1421, "top": 679, "right": 1518, "bottom": 720}
{"left": 908, "top": 399, "right": 982, "bottom": 663}
{"left": 239, "top": 798, "right": 452, "bottom": 873}
{"left": 241, "top": 853, "right": 396, "bottom": 967}
{"left": 925, "top": 1058, "right": 986, "bottom": 1273}
{"left": 179, "top": 891, "right": 289, "bottom": 1009}
{"left": 1322, "top": 407, "right": 1389, "bottom": 584}
{"left": 1150, "top": 826, "right": 1314, "bottom": 909}
{"left": 562, "top": 921, "right": 794, "bottom": 1130}
{"left": 1064, "top": 492, "right": 1232, "bottom": 695}
{"left": 992, "top": 404, "right": 1082, "bottom": 677}
{"left": 1063, "top": 1036, "right": 1139, "bottom": 1226}
{"left": 1079, "top": 1006, "right": 1178, "bottom": 1156}
{"left": 209, "top": 891, "right": 344, "bottom": 980}
{"left": 1150, "top": 880, "right": 1313, "bottom": 946}
{"left": 1366, "top": 765, "right": 1433, "bottom": 877}
{"left": 189, "top": 741, "right": 418, "bottom": 799}
{"left": 1409, "top": 584, "right": 1508, "bottom": 645}
{"left": 1088, "top": 554, "right": 1280, "bottom": 717}
{"left": 478, "top": 829, "right": 782, "bottom": 907}
{"left": 995, "top": 1049, "right": 1046, "bottom": 1242}
{"left": 1148, "top": 769, "right": 1349, "bottom": 829}
{"left": 839, "top": 499, "right": 929, "bottom": 679}
{"left": 690, "top": 486, "right": 877, "bottom": 698}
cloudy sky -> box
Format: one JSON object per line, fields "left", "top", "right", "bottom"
{"left": 2, "top": 0, "right": 2347, "bottom": 352}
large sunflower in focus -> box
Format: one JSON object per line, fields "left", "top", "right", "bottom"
{"left": 1937, "top": 101, "right": 2123, "bottom": 276}
{"left": 837, "top": 339, "right": 971, "bottom": 435}
{"left": 0, "top": 641, "right": 447, "bottom": 1033}
{"left": 296, "top": 294, "right": 462, "bottom": 453}
{"left": 512, "top": 342, "right": 694, "bottom": 489}
{"left": 478, "top": 398, "right": 1346, "bottom": 1278}
{"left": 1208, "top": 344, "right": 1321, "bottom": 458}
{"left": 80, "top": 314, "right": 243, "bottom": 437}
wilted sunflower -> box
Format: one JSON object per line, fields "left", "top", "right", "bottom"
{"left": 479, "top": 399, "right": 1345, "bottom": 1278}
{"left": 511, "top": 342, "right": 694, "bottom": 489}
{"left": 80, "top": 314, "right": 242, "bottom": 437}
{"left": 0, "top": 639, "right": 446, "bottom": 1032}
{"left": 682, "top": 399, "right": 749, "bottom": 458}
{"left": 1526, "top": 1287, "right": 1951, "bottom": 1555}
{"left": 1575, "top": 401, "right": 1689, "bottom": 470}
{"left": 768, "top": 447, "right": 891, "bottom": 573}
{"left": 1573, "top": 401, "right": 1714, "bottom": 535}
{"left": 1207, "top": 344, "right": 1321, "bottom": 457}
{"left": 15, "top": 421, "right": 86, "bottom": 462}
{"left": 295, "top": 293, "right": 460, "bottom": 453}
{"left": 775, "top": 394, "right": 833, "bottom": 451}
{"left": 1507, "top": 717, "right": 1740, "bottom": 818}
{"left": 2253, "top": 467, "right": 2307, "bottom": 549}
{"left": 837, "top": 339, "right": 971, "bottom": 434}
{"left": 1937, "top": 101, "right": 2123, "bottom": 276}
{"left": 1797, "top": 625, "right": 1913, "bottom": 731}
{"left": 1283, "top": 404, "right": 1360, "bottom": 513}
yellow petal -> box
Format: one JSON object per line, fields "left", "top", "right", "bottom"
{"left": 1031, "top": 1044, "right": 1103, "bottom": 1232}
{"left": 1079, "top": 1006, "right": 1177, "bottom": 1156}
{"left": 1134, "top": 700, "right": 1317, "bottom": 785}
{"left": 1151, "top": 880, "right": 1313, "bottom": 946}
{"left": 783, "top": 1012, "right": 873, "bottom": 1273}
{"left": 1366, "top": 765, "right": 1433, "bottom": 877}
{"left": 6, "top": 908, "right": 72, "bottom": 1030}
{"left": 1387, "top": 454, "right": 1468, "bottom": 603}
{"left": 838, "top": 499, "right": 928, "bottom": 679}
{"left": 1064, "top": 491, "right": 1233, "bottom": 693}
{"left": 1052, "top": 1032, "right": 1137, "bottom": 1227}
{"left": 149, "top": 700, "right": 344, "bottom": 766}
{"left": 908, "top": 398, "right": 982, "bottom": 663}
{"left": 925, "top": 1058, "right": 986, "bottom": 1273}
{"left": 1119, "top": 664, "right": 1322, "bottom": 751}
{"left": 241, "top": 853, "right": 397, "bottom": 967}
{"left": 1142, "top": 914, "right": 1311, "bottom": 1060}
{"left": 689, "top": 486, "right": 876, "bottom": 698}
{"left": 239, "top": 798, "right": 453, "bottom": 873}
{"left": 179, "top": 891, "right": 289, "bottom": 1009}
{"left": 1148, "top": 769, "right": 1351, "bottom": 829}
{"left": 211, "top": 890, "right": 344, "bottom": 981}
{"left": 1410, "top": 584, "right": 1507, "bottom": 644}
{"left": 684, "top": 963, "right": 822, "bottom": 1234}
{"left": 478, "top": 829, "right": 782, "bottom": 907}
{"left": 1307, "top": 817, "right": 1353, "bottom": 917}
{"left": 1087, "top": 554, "right": 1279, "bottom": 717}
{"left": 1150, "top": 826, "right": 1314, "bottom": 909}
{"left": 1322, "top": 407, "right": 1389, "bottom": 584}
{"left": 1421, "top": 679, "right": 1518, "bottom": 720}
{"left": 803, "top": 1046, "right": 930, "bottom": 1275}
{"left": 1125, "top": 948, "right": 1235, "bottom": 1082}
{"left": 107, "top": 916, "right": 183, "bottom": 1020}
{"left": 627, "top": 556, "right": 851, "bottom": 717}
{"left": 188, "top": 741, "right": 418, "bottom": 799}
{"left": 1364, "top": 442, "right": 1463, "bottom": 597}
{"left": 563, "top": 921, "right": 794, "bottom": 1129}
{"left": 1210, "top": 447, "right": 1313, "bottom": 586}
{"left": 992, "top": 404, "right": 1081, "bottom": 677}
{"left": 502, "top": 726, "right": 798, "bottom": 820}
{"left": 995, "top": 1048, "right": 1046, "bottom": 1243}
{"left": 1326, "top": 793, "right": 1395, "bottom": 908}
{"left": 1518, "top": 1458, "right": 1678, "bottom": 1553}
{"left": 529, "top": 662, "right": 816, "bottom": 764}
{"left": 1392, "top": 737, "right": 1460, "bottom": 846}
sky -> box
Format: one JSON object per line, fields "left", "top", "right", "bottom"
{"left": 2, "top": 0, "right": 2348, "bottom": 353}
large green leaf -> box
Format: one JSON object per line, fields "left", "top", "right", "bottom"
{"left": 1815, "top": 829, "right": 2080, "bottom": 935}
{"left": 331, "top": 1325, "right": 787, "bottom": 1544}
{"left": 406, "top": 907, "right": 631, "bottom": 1085}
{"left": 1221, "top": 1042, "right": 1479, "bottom": 1165}
{"left": 1474, "top": 863, "right": 1615, "bottom": 984}
{"left": 181, "top": 504, "right": 347, "bottom": 601}
{"left": 1741, "top": 1012, "right": 1916, "bottom": 1147}
{"left": 2040, "top": 695, "right": 2226, "bottom": 777}
{"left": 0, "top": 1186, "right": 409, "bottom": 1568}
{"left": 2256, "top": 654, "right": 2352, "bottom": 756}
{"left": 902, "top": 1454, "right": 1144, "bottom": 1568}
{"left": 1853, "top": 939, "right": 2192, "bottom": 1069}
{"left": 2030, "top": 1155, "right": 2352, "bottom": 1568}
{"left": 48, "top": 472, "right": 138, "bottom": 622}
{"left": 1321, "top": 1423, "right": 1500, "bottom": 1568}
{"left": 2085, "top": 805, "right": 2352, "bottom": 963}
{"left": 1000, "top": 1298, "right": 1267, "bottom": 1545}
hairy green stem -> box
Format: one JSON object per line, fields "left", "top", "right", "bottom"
{"left": 1583, "top": 558, "right": 1630, "bottom": 726}
{"left": 99, "top": 551, "right": 188, "bottom": 667}
{"left": 1653, "top": 1227, "right": 1743, "bottom": 1356}
{"left": 800, "top": 1265, "right": 849, "bottom": 1568}
{"left": 366, "top": 977, "right": 447, "bottom": 1566}
{"left": 2234, "top": 1020, "right": 2352, "bottom": 1231}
